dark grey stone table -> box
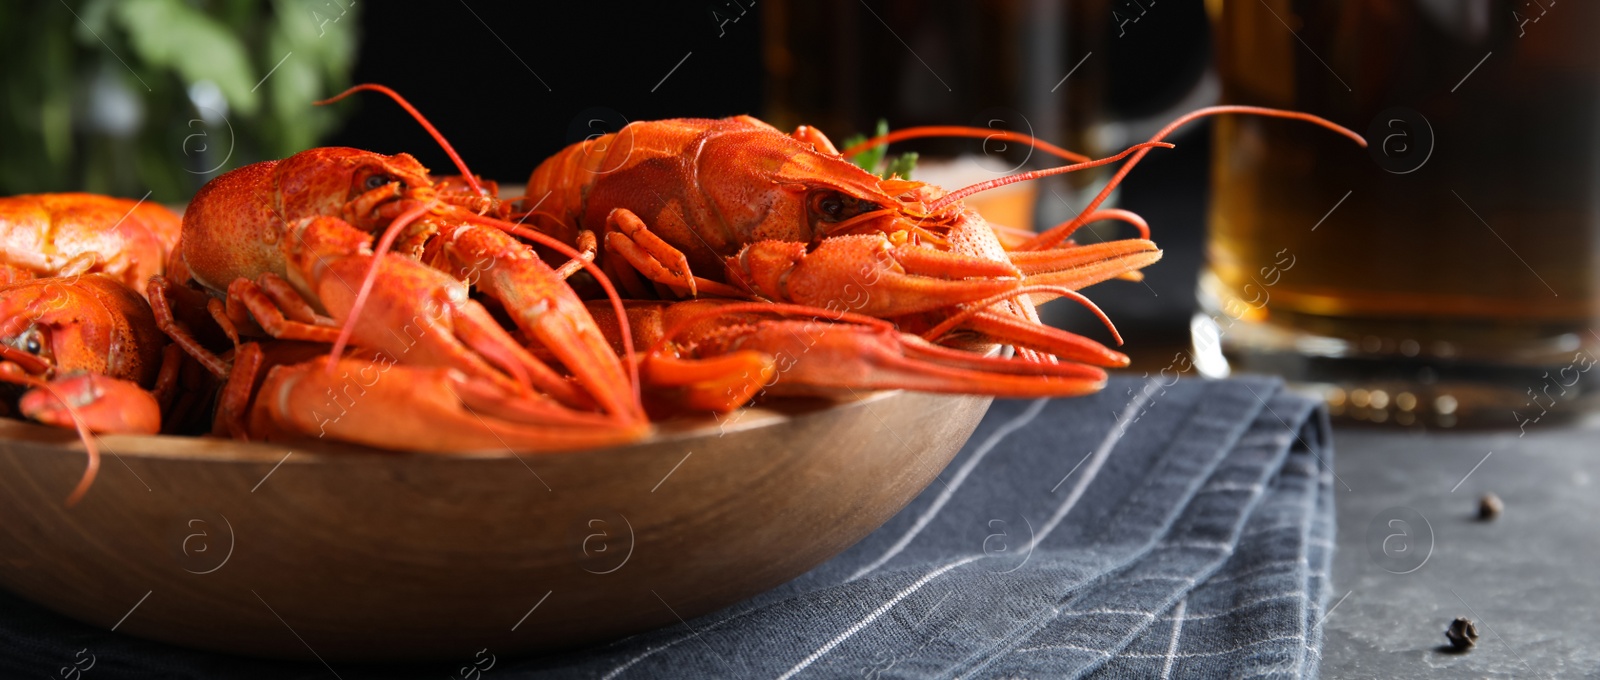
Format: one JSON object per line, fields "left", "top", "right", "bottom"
{"left": 1324, "top": 423, "right": 1600, "bottom": 678}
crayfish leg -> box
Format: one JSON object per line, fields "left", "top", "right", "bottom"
{"left": 552, "top": 229, "right": 599, "bottom": 280}
{"left": 604, "top": 208, "right": 698, "bottom": 296}
{"left": 147, "top": 274, "right": 234, "bottom": 379}
{"left": 227, "top": 278, "right": 344, "bottom": 344}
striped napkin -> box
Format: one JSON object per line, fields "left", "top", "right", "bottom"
{"left": 531, "top": 375, "right": 1338, "bottom": 679}
{"left": 0, "top": 376, "right": 1335, "bottom": 679}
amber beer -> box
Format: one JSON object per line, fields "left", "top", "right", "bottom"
{"left": 1201, "top": 0, "right": 1600, "bottom": 425}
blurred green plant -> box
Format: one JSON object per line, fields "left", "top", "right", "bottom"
{"left": 0, "top": 0, "right": 359, "bottom": 202}
{"left": 841, "top": 119, "right": 918, "bottom": 181}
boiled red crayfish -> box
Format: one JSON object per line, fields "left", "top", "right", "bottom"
{"left": 0, "top": 193, "right": 192, "bottom": 505}
{"left": 295, "top": 86, "right": 1155, "bottom": 413}
{"left": 0, "top": 275, "right": 175, "bottom": 435}
{"left": 0, "top": 193, "right": 181, "bottom": 295}
{"left": 151, "top": 85, "right": 648, "bottom": 452}
{"left": 508, "top": 105, "right": 1363, "bottom": 410}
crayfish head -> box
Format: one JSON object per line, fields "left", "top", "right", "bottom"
{"left": 0, "top": 276, "right": 161, "bottom": 386}
{"left": 184, "top": 148, "right": 438, "bottom": 294}
{"left": 295, "top": 148, "right": 437, "bottom": 229}
{"left": 264, "top": 148, "right": 436, "bottom": 233}
{"left": 0, "top": 282, "right": 81, "bottom": 381}
{"left": 697, "top": 125, "right": 904, "bottom": 246}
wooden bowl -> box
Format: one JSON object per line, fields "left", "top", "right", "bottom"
{"left": 0, "top": 390, "right": 990, "bottom": 661}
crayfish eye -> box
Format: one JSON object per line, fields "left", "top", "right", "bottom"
{"left": 811, "top": 191, "right": 858, "bottom": 223}
{"left": 16, "top": 328, "right": 44, "bottom": 356}
{"left": 363, "top": 174, "right": 393, "bottom": 191}
{"left": 820, "top": 196, "right": 843, "bottom": 218}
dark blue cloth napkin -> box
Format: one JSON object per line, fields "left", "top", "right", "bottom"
{"left": 0, "top": 376, "right": 1335, "bottom": 679}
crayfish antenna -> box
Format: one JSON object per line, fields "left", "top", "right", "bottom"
{"left": 0, "top": 366, "right": 101, "bottom": 507}
{"left": 318, "top": 84, "right": 485, "bottom": 197}
{"left": 838, "top": 126, "right": 1092, "bottom": 164}
{"left": 1002, "top": 208, "right": 1154, "bottom": 254}
{"left": 1063, "top": 209, "right": 1151, "bottom": 241}
{"left": 926, "top": 141, "right": 1175, "bottom": 213}
{"left": 921, "top": 284, "right": 1123, "bottom": 347}
{"left": 1015, "top": 106, "right": 1367, "bottom": 251}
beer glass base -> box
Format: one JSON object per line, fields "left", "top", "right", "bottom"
{"left": 1189, "top": 308, "right": 1599, "bottom": 430}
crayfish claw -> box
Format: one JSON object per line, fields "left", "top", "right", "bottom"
{"left": 1007, "top": 239, "right": 1163, "bottom": 295}
{"left": 19, "top": 374, "right": 161, "bottom": 436}
{"left": 250, "top": 359, "right": 649, "bottom": 452}
{"left": 732, "top": 235, "right": 1025, "bottom": 318}
{"left": 642, "top": 351, "right": 777, "bottom": 414}
{"left": 680, "top": 319, "right": 1108, "bottom": 401}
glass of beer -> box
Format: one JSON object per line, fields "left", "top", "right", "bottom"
{"left": 1198, "top": 0, "right": 1600, "bottom": 427}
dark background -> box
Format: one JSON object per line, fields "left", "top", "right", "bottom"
{"left": 323, "top": 2, "right": 768, "bottom": 182}
{"left": 324, "top": 1, "right": 1208, "bottom": 181}
{"left": 323, "top": 1, "right": 1213, "bottom": 347}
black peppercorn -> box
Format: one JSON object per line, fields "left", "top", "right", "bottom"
{"left": 1445, "top": 617, "right": 1479, "bottom": 650}
{"left": 1478, "top": 493, "right": 1503, "bottom": 520}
